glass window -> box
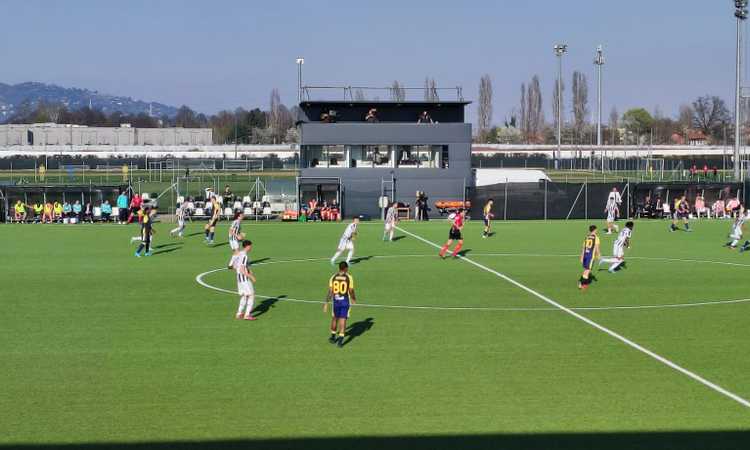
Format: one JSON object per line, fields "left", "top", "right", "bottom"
{"left": 304, "top": 145, "right": 346, "bottom": 168}
{"left": 397, "top": 145, "right": 445, "bottom": 168}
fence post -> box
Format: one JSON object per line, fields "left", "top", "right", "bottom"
{"left": 503, "top": 179, "right": 508, "bottom": 221}
{"left": 584, "top": 181, "right": 588, "bottom": 220}
{"left": 544, "top": 179, "right": 548, "bottom": 220}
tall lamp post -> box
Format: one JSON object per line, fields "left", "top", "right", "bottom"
{"left": 554, "top": 44, "right": 568, "bottom": 169}
{"left": 734, "top": 1, "right": 747, "bottom": 180}
{"left": 296, "top": 57, "right": 305, "bottom": 103}
{"left": 594, "top": 45, "right": 605, "bottom": 146}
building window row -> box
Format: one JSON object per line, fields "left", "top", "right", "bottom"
{"left": 303, "top": 145, "right": 448, "bottom": 169}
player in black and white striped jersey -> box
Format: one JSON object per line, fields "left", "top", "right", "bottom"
{"left": 331, "top": 218, "right": 359, "bottom": 265}
{"left": 170, "top": 203, "right": 188, "bottom": 238}
{"left": 598, "top": 221, "right": 634, "bottom": 272}
{"left": 230, "top": 240, "right": 257, "bottom": 321}
{"left": 383, "top": 202, "right": 399, "bottom": 241}
{"left": 228, "top": 211, "right": 244, "bottom": 251}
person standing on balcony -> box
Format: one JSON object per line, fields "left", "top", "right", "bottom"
{"left": 417, "top": 111, "right": 434, "bottom": 124}
{"left": 365, "top": 108, "right": 379, "bottom": 123}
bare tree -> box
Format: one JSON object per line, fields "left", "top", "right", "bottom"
{"left": 269, "top": 88, "right": 282, "bottom": 144}
{"left": 477, "top": 74, "right": 493, "bottom": 139}
{"left": 527, "top": 75, "right": 544, "bottom": 142}
{"left": 519, "top": 83, "right": 527, "bottom": 141}
{"left": 692, "top": 95, "right": 731, "bottom": 140}
{"left": 571, "top": 71, "right": 589, "bottom": 138}
{"left": 354, "top": 88, "right": 365, "bottom": 101}
{"left": 424, "top": 77, "right": 439, "bottom": 101}
{"left": 390, "top": 81, "right": 406, "bottom": 102}
{"left": 609, "top": 107, "right": 619, "bottom": 145}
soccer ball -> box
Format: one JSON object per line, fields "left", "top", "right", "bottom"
{"left": 448, "top": 213, "right": 456, "bottom": 220}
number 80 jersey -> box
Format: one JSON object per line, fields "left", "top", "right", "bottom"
{"left": 329, "top": 272, "right": 354, "bottom": 303}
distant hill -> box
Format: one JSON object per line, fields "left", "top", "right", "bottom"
{"left": 0, "top": 82, "right": 181, "bottom": 123}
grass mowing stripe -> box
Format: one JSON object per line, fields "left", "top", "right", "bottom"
{"left": 396, "top": 225, "right": 750, "bottom": 409}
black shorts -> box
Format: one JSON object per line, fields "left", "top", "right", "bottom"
{"left": 209, "top": 217, "right": 219, "bottom": 228}
{"left": 483, "top": 217, "right": 490, "bottom": 226}
{"left": 449, "top": 228, "right": 462, "bottom": 240}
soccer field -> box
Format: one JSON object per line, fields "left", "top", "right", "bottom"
{"left": 2, "top": 218, "right": 750, "bottom": 449}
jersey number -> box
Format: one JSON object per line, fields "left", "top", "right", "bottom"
{"left": 585, "top": 238, "right": 594, "bottom": 249}
{"left": 332, "top": 280, "right": 349, "bottom": 295}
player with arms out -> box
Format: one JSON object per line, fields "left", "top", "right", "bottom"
{"left": 670, "top": 195, "right": 691, "bottom": 232}
{"left": 578, "top": 225, "right": 600, "bottom": 289}
{"left": 598, "top": 221, "right": 634, "bottom": 273}
{"left": 324, "top": 261, "right": 357, "bottom": 347}
{"left": 204, "top": 196, "right": 221, "bottom": 244}
{"left": 439, "top": 209, "right": 465, "bottom": 259}
{"left": 233, "top": 240, "right": 257, "bottom": 321}
{"left": 331, "top": 217, "right": 359, "bottom": 265}
{"left": 169, "top": 202, "right": 187, "bottom": 238}
{"left": 482, "top": 199, "right": 494, "bottom": 238}
{"left": 383, "top": 202, "right": 399, "bottom": 241}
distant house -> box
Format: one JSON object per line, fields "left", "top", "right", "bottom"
{"left": 670, "top": 129, "right": 708, "bottom": 146}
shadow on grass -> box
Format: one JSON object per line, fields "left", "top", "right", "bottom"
{"left": 391, "top": 235, "right": 406, "bottom": 242}
{"left": 212, "top": 241, "right": 229, "bottom": 248}
{"left": 349, "top": 255, "right": 373, "bottom": 265}
{"left": 152, "top": 242, "right": 182, "bottom": 250}
{"left": 5, "top": 431, "right": 750, "bottom": 450}
{"left": 456, "top": 248, "right": 472, "bottom": 257}
{"left": 153, "top": 247, "right": 181, "bottom": 255}
{"left": 343, "top": 317, "right": 374, "bottom": 346}
{"left": 186, "top": 231, "right": 204, "bottom": 237}
{"left": 251, "top": 295, "right": 286, "bottom": 318}
{"left": 251, "top": 257, "right": 271, "bottom": 265}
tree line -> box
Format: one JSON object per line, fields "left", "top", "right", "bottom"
{"left": 475, "top": 74, "right": 738, "bottom": 146}
{"left": 7, "top": 89, "right": 299, "bottom": 145}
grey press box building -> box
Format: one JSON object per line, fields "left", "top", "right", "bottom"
{"left": 297, "top": 97, "right": 473, "bottom": 219}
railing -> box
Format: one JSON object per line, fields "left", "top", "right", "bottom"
{"left": 301, "top": 85, "right": 464, "bottom": 102}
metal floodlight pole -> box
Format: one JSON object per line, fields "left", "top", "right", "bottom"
{"left": 296, "top": 57, "right": 305, "bottom": 103}
{"left": 734, "top": 1, "right": 748, "bottom": 180}
{"left": 594, "top": 45, "right": 605, "bottom": 146}
{"left": 554, "top": 44, "right": 568, "bottom": 170}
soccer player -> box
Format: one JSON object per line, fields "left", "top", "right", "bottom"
{"left": 727, "top": 206, "right": 747, "bottom": 250}
{"left": 439, "top": 209, "right": 465, "bottom": 259}
{"left": 134, "top": 208, "right": 156, "bottom": 257}
{"left": 204, "top": 196, "right": 221, "bottom": 244}
{"left": 482, "top": 199, "right": 494, "bottom": 238}
{"left": 331, "top": 217, "right": 359, "bottom": 265}
{"left": 233, "top": 240, "right": 257, "bottom": 321}
{"left": 598, "top": 221, "right": 634, "bottom": 273}
{"left": 604, "top": 196, "right": 619, "bottom": 235}
{"left": 228, "top": 211, "right": 244, "bottom": 251}
{"left": 383, "top": 202, "right": 399, "bottom": 241}
{"left": 578, "top": 225, "right": 600, "bottom": 289}
{"left": 170, "top": 203, "right": 187, "bottom": 238}
{"left": 324, "top": 261, "right": 357, "bottom": 347}
{"left": 670, "top": 195, "right": 691, "bottom": 232}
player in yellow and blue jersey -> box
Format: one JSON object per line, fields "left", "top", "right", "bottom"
{"left": 324, "top": 261, "right": 357, "bottom": 347}
{"left": 578, "top": 225, "right": 601, "bottom": 290}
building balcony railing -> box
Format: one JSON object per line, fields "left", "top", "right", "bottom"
{"left": 301, "top": 85, "right": 464, "bottom": 102}
{"left": 299, "top": 122, "right": 472, "bottom": 146}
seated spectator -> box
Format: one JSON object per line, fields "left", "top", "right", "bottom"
{"left": 726, "top": 197, "right": 741, "bottom": 217}
{"left": 14, "top": 200, "right": 27, "bottom": 223}
{"left": 694, "top": 196, "right": 708, "bottom": 218}
{"left": 101, "top": 200, "right": 113, "bottom": 222}
{"left": 83, "top": 202, "right": 93, "bottom": 223}
{"left": 72, "top": 200, "right": 83, "bottom": 221}
{"left": 63, "top": 201, "right": 72, "bottom": 219}
{"left": 53, "top": 201, "right": 63, "bottom": 221}
{"left": 713, "top": 199, "right": 726, "bottom": 218}
{"left": 365, "top": 108, "right": 379, "bottom": 123}
{"left": 32, "top": 202, "right": 43, "bottom": 223}
{"left": 223, "top": 185, "right": 233, "bottom": 200}
{"left": 320, "top": 112, "right": 332, "bottom": 123}
{"left": 417, "top": 111, "right": 434, "bottom": 124}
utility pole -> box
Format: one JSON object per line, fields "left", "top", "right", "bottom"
{"left": 554, "top": 44, "right": 567, "bottom": 170}
{"left": 594, "top": 45, "right": 605, "bottom": 146}
{"left": 734, "top": 1, "right": 748, "bottom": 180}
{"left": 296, "top": 58, "right": 305, "bottom": 103}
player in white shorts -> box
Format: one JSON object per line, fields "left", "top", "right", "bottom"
{"left": 604, "top": 197, "right": 619, "bottom": 235}
{"left": 726, "top": 206, "right": 747, "bottom": 249}
{"left": 228, "top": 211, "right": 244, "bottom": 251}
{"left": 331, "top": 217, "right": 359, "bottom": 265}
{"left": 383, "top": 202, "right": 399, "bottom": 241}
{"left": 170, "top": 203, "right": 187, "bottom": 238}
{"left": 598, "top": 221, "right": 633, "bottom": 273}
{"left": 232, "top": 240, "right": 257, "bottom": 321}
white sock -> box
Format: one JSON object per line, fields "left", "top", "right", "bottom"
{"left": 244, "top": 296, "right": 254, "bottom": 317}
{"left": 598, "top": 257, "right": 614, "bottom": 266}
{"left": 331, "top": 250, "right": 342, "bottom": 263}
{"left": 346, "top": 249, "right": 354, "bottom": 263}
{"left": 170, "top": 227, "right": 179, "bottom": 234}
{"left": 731, "top": 239, "right": 739, "bottom": 247}
{"left": 237, "top": 298, "right": 247, "bottom": 315}
{"left": 609, "top": 261, "right": 622, "bottom": 271}
{"left": 389, "top": 230, "right": 394, "bottom": 241}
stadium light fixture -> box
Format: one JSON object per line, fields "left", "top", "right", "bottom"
{"left": 296, "top": 58, "right": 305, "bottom": 103}
{"left": 734, "top": 1, "right": 748, "bottom": 180}
{"left": 553, "top": 44, "right": 567, "bottom": 169}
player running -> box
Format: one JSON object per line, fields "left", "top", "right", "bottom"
{"left": 604, "top": 196, "right": 619, "bottom": 235}
{"left": 169, "top": 203, "right": 187, "bottom": 238}
{"left": 134, "top": 208, "right": 156, "bottom": 257}
{"left": 598, "top": 221, "right": 634, "bottom": 273}
{"left": 482, "top": 199, "right": 494, "bottom": 238}
{"left": 331, "top": 217, "right": 359, "bottom": 265}
{"left": 670, "top": 195, "right": 691, "bottom": 232}
{"left": 383, "top": 202, "right": 399, "bottom": 241}
{"left": 228, "top": 211, "right": 244, "bottom": 251}
{"left": 204, "top": 196, "right": 221, "bottom": 244}
{"left": 726, "top": 206, "right": 748, "bottom": 250}
{"left": 232, "top": 240, "right": 257, "bottom": 321}
{"left": 439, "top": 209, "right": 465, "bottom": 259}
{"left": 578, "top": 225, "right": 600, "bottom": 289}
{"left": 324, "top": 261, "right": 357, "bottom": 348}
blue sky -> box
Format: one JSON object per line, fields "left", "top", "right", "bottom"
{"left": 0, "top": 0, "right": 742, "bottom": 124}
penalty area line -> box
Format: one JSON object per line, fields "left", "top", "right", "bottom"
{"left": 395, "top": 225, "right": 750, "bottom": 409}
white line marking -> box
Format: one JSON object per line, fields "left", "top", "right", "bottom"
{"left": 395, "top": 225, "right": 750, "bottom": 408}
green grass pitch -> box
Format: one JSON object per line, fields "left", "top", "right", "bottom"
{"left": 2, "top": 218, "right": 750, "bottom": 449}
